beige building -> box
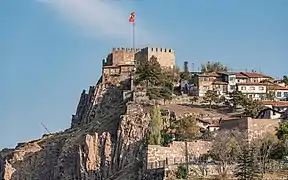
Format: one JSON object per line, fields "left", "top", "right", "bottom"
{"left": 196, "top": 72, "right": 221, "bottom": 97}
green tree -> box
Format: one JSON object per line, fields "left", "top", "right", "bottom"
{"left": 135, "top": 55, "right": 163, "bottom": 86}
{"left": 229, "top": 90, "right": 246, "bottom": 111}
{"left": 243, "top": 100, "right": 265, "bottom": 118}
{"left": 159, "top": 87, "right": 173, "bottom": 105}
{"left": 266, "top": 90, "right": 275, "bottom": 101}
{"left": 176, "top": 115, "right": 200, "bottom": 141}
{"left": 217, "top": 95, "right": 226, "bottom": 104}
{"left": 180, "top": 71, "right": 191, "bottom": 80}
{"left": 201, "top": 61, "right": 228, "bottom": 73}
{"left": 203, "top": 89, "right": 219, "bottom": 108}
{"left": 176, "top": 165, "right": 188, "bottom": 179}
{"left": 234, "top": 145, "right": 261, "bottom": 180}
{"left": 190, "top": 96, "right": 199, "bottom": 106}
{"left": 276, "top": 121, "right": 288, "bottom": 140}
{"left": 135, "top": 55, "right": 174, "bottom": 102}
{"left": 282, "top": 75, "right": 288, "bottom": 86}
{"left": 148, "top": 105, "right": 162, "bottom": 145}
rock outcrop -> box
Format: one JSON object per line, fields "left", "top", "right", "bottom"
{"left": 0, "top": 84, "right": 151, "bottom": 180}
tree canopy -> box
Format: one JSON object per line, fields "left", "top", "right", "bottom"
{"left": 282, "top": 75, "right": 288, "bottom": 86}
{"left": 202, "top": 89, "right": 219, "bottom": 108}
{"left": 135, "top": 55, "right": 173, "bottom": 102}
{"left": 176, "top": 115, "right": 200, "bottom": 141}
{"left": 201, "top": 61, "right": 229, "bottom": 73}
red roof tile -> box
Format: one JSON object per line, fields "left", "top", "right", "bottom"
{"left": 237, "top": 82, "right": 266, "bottom": 86}
{"left": 234, "top": 72, "right": 247, "bottom": 78}
{"left": 241, "top": 72, "right": 266, "bottom": 78}
{"left": 261, "top": 100, "right": 288, "bottom": 107}
{"left": 212, "top": 81, "right": 228, "bottom": 85}
{"left": 198, "top": 72, "right": 220, "bottom": 77}
{"left": 268, "top": 85, "right": 288, "bottom": 91}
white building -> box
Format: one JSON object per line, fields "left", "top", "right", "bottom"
{"left": 267, "top": 85, "right": 288, "bottom": 100}
{"left": 258, "top": 100, "right": 288, "bottom": 119}
{"left": 236, "top": 82, "right": 266, "bottom": 100}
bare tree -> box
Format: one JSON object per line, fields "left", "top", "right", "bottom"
{"left": 252, "top": 133, "right": 278, "bottom": 178}
{"left": 209, "top": 130, "right": 244, "bottom": 179}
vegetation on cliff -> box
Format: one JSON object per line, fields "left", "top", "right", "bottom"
{"left": 134, "top": 55, "right": 173, "bottom": 103}
{"left": 148, "top": 105, "right": 162, "bottom": 145}
{"left": 201, "top": 61, "right": 229, "bottom": 73}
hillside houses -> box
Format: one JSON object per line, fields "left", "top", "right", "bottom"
{"left": 185, "top": 71, "right": 287, "bottom": 101}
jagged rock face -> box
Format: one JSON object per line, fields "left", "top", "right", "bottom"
{"left": 0, "top": 86, "right": 150, "bottom": 180}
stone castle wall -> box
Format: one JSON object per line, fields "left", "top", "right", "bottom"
{"left": 148, "top": 140, "right": 212, "bottom": 166}
{"left": 220, "top": 117, "right": 280, "bottom": 141}
{"left": 135, "top": 47, "right": 176, "bottom": 68}
{"left": 105, "top": 48, "right": 140, "bottom": 66}
{"left": 104, "top": 47, "right": 176, "bottom": 68}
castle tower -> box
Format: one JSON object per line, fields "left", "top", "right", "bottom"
{"left": 135, "top": 47, "right": 176, "bottom": 68}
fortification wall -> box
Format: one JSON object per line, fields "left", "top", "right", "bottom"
{"left": 247, "top": 117, "right": 280, "bottom": 140}
{"left": 148, "top": 140, "right": 211, "bottom": 165}
{"left": 136, "top": 47, "right": 176, "bottom": 68}
{"left": 105, "top": 48, "right": 141, "bottom": 66}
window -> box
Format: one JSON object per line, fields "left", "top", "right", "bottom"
{"left": 259, "top": 86, "right": 264, "bottom": 91}
{"left": 276, "top": 92, "right": 282, "bottom": 97}
{"left": 229, "top": 77, "right": 235, "bottom": 82}
{"left": 284, "top": 92, "right": 288, "bottom": 97}
{"left": 230, "top": 85, "right": 236, "bottom": 90}
{"left": 249, "top": 86, "right": 255, "bottom": 90}
{"left": 241, "top": 86, "right": 246, "bottom": 90}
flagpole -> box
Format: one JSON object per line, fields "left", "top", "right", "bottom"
{"left": 132, "top": 22, "right": 135, "bottom": 49}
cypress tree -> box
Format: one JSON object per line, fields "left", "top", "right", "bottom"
{"left": 235, "top": 145, "right": 261, "bottom": 180}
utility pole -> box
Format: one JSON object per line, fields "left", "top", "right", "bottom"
{"left": 185, "top": 139, "right": 189, "bottom": 180}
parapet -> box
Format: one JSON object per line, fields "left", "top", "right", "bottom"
{"left": 141, "top": 47, "right": 174, "bottom": 53}
{"left": 112, "top": 47, "right": 140, "bottom": 53}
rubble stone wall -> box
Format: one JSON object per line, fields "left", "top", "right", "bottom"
{"left": 148, "top": 140, "right": 212, "bottom": 166}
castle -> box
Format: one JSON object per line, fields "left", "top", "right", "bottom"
{"left": 102, "top": 47, "right": 176, "bottom": 84}
{"left": 71, "top": 47, "right": 176, "bottom": 128}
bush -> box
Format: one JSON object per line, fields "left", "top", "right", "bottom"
{"left": 176, "top": 165, "right": 188, "bottom": 179}
{"left": 161, "top": 132, "right": 174, "bottom": 146}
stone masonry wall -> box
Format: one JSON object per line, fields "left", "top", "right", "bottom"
{"left": 247, "top": 117, "right": 280, "bottom": 140}
{"left": 135, "top": 47, "right": 176, "bottom": 68}
{"left": 148, "top": 140, "right": 212, "bottom": 166}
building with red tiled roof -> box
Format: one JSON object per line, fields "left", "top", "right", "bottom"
{"left": 236, "top": 82, "right": 267, "bottom": 100}
{"left": 267, "top": 84, "right": 288, "bottom": 100}
{"left": 259, "top": 100, "right": 288, "bottom": 119}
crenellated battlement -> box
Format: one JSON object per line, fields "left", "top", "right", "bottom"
{"left": 112, "top": 47, "right": 141, "bottom": 53}
{"left": 142, "top": 47, "right": 175, "bottom": 53}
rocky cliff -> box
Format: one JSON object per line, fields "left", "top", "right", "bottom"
{"left": 0, "top": 83, "right": 151, "bottom": 180}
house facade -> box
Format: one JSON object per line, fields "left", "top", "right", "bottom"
{"left": 196, "top": 72, "right": 220, "bottom": 97}
{"left": 236, "top": 82, "right": 266, "bottom": 100}
{"left": 267, "top": 85, "right": 288, "bottom": 100}
{"left": 259, "top": 100, "right": 288, "bottom": 119}
{"left": 212, "top": 81, "right": 228, "bottom": 96}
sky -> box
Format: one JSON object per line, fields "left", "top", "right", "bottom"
{"left": 1, "top": 0, "right": 288, "bottom": 148}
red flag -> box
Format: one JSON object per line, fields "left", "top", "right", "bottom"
{"left": 129, "top": 12, "right": 135, "bottom": 23}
